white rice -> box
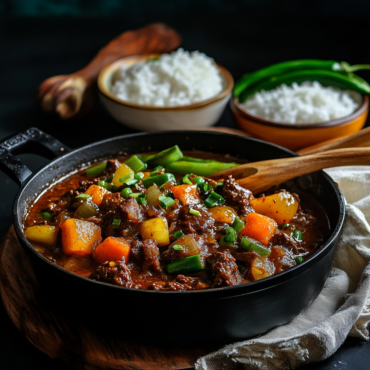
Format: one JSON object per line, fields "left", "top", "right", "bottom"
{"left": 239, "top": 81, "right": 361, "bottom": 124}
{"left": 111, "top": 49, "right": 223, "bottom": 107}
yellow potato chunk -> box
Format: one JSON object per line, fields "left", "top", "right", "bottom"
{"left": 250, "top": 192, "right": 298, "bottom": 225}
{"left": 140, "top": 217, "right": 170, "bottom": 246}
{"left": 111, "top": 163, "right": 134, "bottom": 187}
{"left": 24, "top": 225, "right": 58, "bottom": 246}
{"left": 61, "top": 218, "right": 102, "bottom": 256}
{"left": 250, "top": 256, "right": 275, "bottom": 281}
{"left": 208, "top": 206, "right": 237, "bottom": 224}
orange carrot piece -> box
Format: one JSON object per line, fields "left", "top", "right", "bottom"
{"left": 241, "top": 212, "right": 278, "bottom": 246}
{"left": 85, "top": 185, "right": 108, "bottom": 206}
{"left": 93, "top": 237, "right": 131, "bottom": 264}
{"left": 61, "top": 218, "right": 102, "bottom": 256}
{"left": 170, "top": 184, "right": 200, "bottom": 206}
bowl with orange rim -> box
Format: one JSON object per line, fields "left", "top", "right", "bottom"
{"left": 230, "top": 94, "right": 369, "bottom": 152}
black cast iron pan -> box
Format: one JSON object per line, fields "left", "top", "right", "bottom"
{"left": 0, "top": 128, "right": 345, "bottom": 345}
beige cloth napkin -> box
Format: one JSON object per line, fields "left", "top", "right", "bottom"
{"left": 196, "top": 166, "right": 370, "bottom": 370}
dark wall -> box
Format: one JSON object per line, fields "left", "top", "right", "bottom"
{"left": 2, "top": 0, "right": 370, "bottom": 17}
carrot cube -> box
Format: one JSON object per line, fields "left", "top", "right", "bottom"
{"left": 93, "top": 237, "right": 131, "bottom": 264}
{"left": 170, "top": 185, "right": 200, "bottom": 206}
{"left": 241, "top": 212, "right": 278, "bottom": 246}
{"left": 61, "top": 218, "right": 102, "bottom": 256}
{"left": 85, "top": 185, "right": 108, "bottom": 206}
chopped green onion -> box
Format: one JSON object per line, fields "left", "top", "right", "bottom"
{"left": 281, "top": 223, "right": 292, "bottom": 230}
{"left": 292, "top": 230, "right": 303, "bottom": 241}
{"left": 147, "top": 145, "right": 183, "bottom": 166}
{"left": 166, "top": 254, "right": 205, "bottom": 274}
{"left": 159, "top": 195, "right": 175, "bottom": 209}
{"left": 76, "top": 194, "right": 91, "bottom": 200}
{"left": 125, "top": 179, "right": 138, "bottom": 186}
{"left": 224, "top": 227, "right": 237, "bottom": 242}
{"left": 171, "top": 230, "right": 185, "bottom": 239}
{"left": 232, "top": 217, "right": 245, "bottom": 236}
{"left": 296, "top": 256, "right": 304, "bottom": 264}
{"left": 172, "top": 245, "right": 184, "bottom": 251}
{"left": 121, "top": 188, "right": 133, "bottom": 198}
{"left": 112, "top": 219, "right": 121, "bottom": 228}
{"left": 137, "top": 194, "right": 147, "bottom": 206}
{"left": 203, "top": 191, "right": 225, "bottom": 208}
{"left": 106, "top": 174, "right": 114, "bottom": 183}
{"left": 150, "top": 166, "right": 164, "bottom": 176}
{"left": 124, "top": 155, "right": 145, "bottom": 172}
{"left": 219, "top": 227, "right": 237, "bottom": 247}
{"left": 240, "top": 236, "right": 271, "bottom": 257}
{"left": 129, "top": 193, "right": 147, "bottom": 205}
{"left": 193, "top": 176, "right": 206, "bottom": 185}
{"left": 110, "top": 186, "right": 119, "bottom": 193}
{"left": 129, "top": 193, "right": 141, "bottom": 198}
{"left": 134, "top": 172, "right": 145, "bottom": 180}
{"left": 216, "top": 182, "right": 224, "bottom": 187}
{"left": 119, "top": 174, "right": 131, "bottom": 183}
{"left": 142, "top": 173, "right": 176, "bottom": 188}
{"left": 39, "top": 212, "right": 53, "bottom": 221}
{"left": 189, "top": 209, "right": 201, "bottom": 216}
{"left": 86, "top": 162, "right": 107, "bottom": 177}
{"left": 182, "top": 174, "right": 193, "bottom": 185}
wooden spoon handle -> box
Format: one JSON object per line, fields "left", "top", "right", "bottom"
{"left": 297, "top": 126, "right": 370, "bottom": 155}
{"left": 38, "top": 23, "right": 181, "bottom": 119}
{"left": 211, "top": 147, "right": 370, "bottom": 194}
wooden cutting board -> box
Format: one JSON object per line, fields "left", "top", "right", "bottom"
{"left": 0, "top": 227, "right": 218, "bottom": 370}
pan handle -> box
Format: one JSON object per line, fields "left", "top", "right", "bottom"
{"left": 0, "top": 127, "right": 70, "bottom": 186}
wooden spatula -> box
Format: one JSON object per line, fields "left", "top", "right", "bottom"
{"left": 205, "top": 126, "right": 370, "bottom": 154}
{"left": 209, "top": 147, "right": 370, "bottom": 194}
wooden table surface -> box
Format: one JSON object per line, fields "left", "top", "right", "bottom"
{"left": 1, "top": 15, "right": 370, "bottom": 370}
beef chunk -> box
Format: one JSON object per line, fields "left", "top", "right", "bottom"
{"left": 77, "top": 179, "right": 102, "bottom": 193}
{"left": 119, "top": 196, "right": 143, "bottom": 222}
{"left": 222, "top": 176, "right": 254, "bottom": 215}
{"left": 130, "top": 239, "right": 143, "bottom": 263}
{"left": 207, "top": 251, "right": 241, "bottom": 288}
{"left": 234, "top": 251, "right": 258, "bottom": 267}
{"left": 175, "top": 275, "right": 209, "bottom": 290}
{"left": 104, "top": 159, "right": 121, "bottom": 175}
{"left": 144, "top": 205, "right": 164, "bottom": 218}
{"left": 176, "top": 205, "right": 215, "bottom": 235}
{"left": 100, "top": 193, "right": 125, "bottom": 237}
{"left": 100, "top": 192, "right": 124, "bottom": 213}
{"left": 161, "top": 245, "right": 187, "bottom": 264}
{"left": 147, "top": 275, "right": 208, "bottom": 291}
{"left": 141, "top": 239, "right": 161, "bottom": 273}
{"left": 90, "top": 261, "right": 135, "bottom": 288}
{"left": 270, "top": 231, "right": 301, "bottom": 254}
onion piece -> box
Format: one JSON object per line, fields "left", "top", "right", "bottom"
{"left": 169, "top": 235, "right": 199, "bottom": 258}
{"left": 146, "top": 184, "right": 163, "bottom": 207}
{"left": 74, "top": 199, "right": 98, "bottom": 219}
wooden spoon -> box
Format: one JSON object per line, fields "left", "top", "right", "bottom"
{"left": 206, "top": 126, "right": 370, "bottom": 154}
{"left": 209, "top": 147, "right": 370, "bottom": 194}
{"left": 297, "top": 126, "right": 370, "bottom": 155}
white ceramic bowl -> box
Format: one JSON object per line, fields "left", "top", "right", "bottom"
{"left": 97, "top": 55, "right": 234, "bottom": 131}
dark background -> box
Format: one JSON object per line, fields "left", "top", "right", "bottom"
{"left": 1, "top": 1, "right": 370, "bottom": 369}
